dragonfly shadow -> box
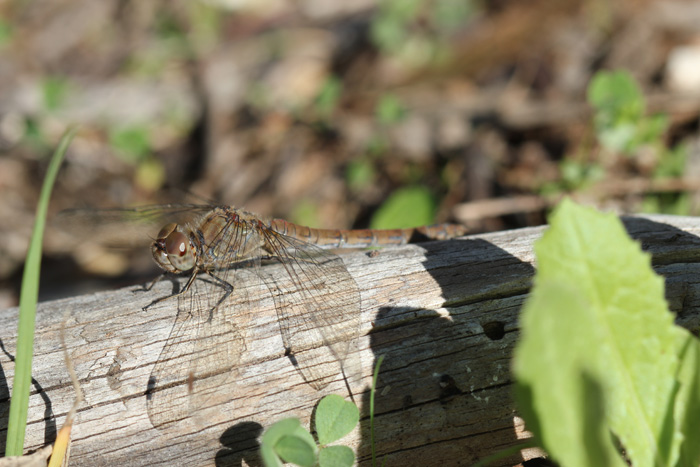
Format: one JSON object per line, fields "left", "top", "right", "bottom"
{"left": 215, "top": 421, "right": 263, "bottom": 467}
{"left": 359, "top": 236, "right": 536, "bottom": 465}
{"left": 0, "top": 339, "right": 56, "bottom": 454}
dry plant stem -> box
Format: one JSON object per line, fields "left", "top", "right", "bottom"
{"left": 453, "top": 177, "right": 700, "bottom": 222}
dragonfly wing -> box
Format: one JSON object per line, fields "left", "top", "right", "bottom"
{"left": 56, "top": 204, "right": 217, "bottom": 248}
{"left": 258, "top": 229, "right": 362, "bottom": 391}
{"left": 147, "top": 270, "right": 246, "bottom": 429}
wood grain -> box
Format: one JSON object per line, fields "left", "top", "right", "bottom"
{"left": 2, "top": 214, "right": 700, "bottom": 466}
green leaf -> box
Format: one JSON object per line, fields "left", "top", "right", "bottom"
{"left": 675, "top": 335, "right": 700, "bottom": 466}
{"left": 513, "top": 198, "right": 700, "bottom": 467}
{"left": 315, "top": 394, "right": 359, "bottom": 445}
{"left": 514, "top": 280, "right": 626, "bottom": 467}
{"left": 597, "top": 122, "right": 637, "bottom": 153}
{"left": 588, "top": 70, "right": 648, "bottom": 153}
{"left": 370, "top": 186, "right": 435, "bottom": 229}
{"left": 261, "top": 418, "right": 317, "bottom": 467}
{"left": 319, "top": 445, "right": 355, "bottom": 467}
{"left": 275, "top": 434, "right": 316, "bottom": 467}
{"left": 6, "top": 127, "right": 76, "bottom": 455}
{"left": 260, "top": 442, "right": 283, "bottom": 467}
{"left": 587, "top": 70, "right": 643, "bottom": 121}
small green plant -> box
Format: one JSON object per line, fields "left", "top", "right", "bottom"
{"left": 557, "top": 158, "right": 605, "bottom": 192}
{"left": 370, "top": 0, "right": 477, "bottom": 68}
{"left": 260, "top": 394, "right": 360, "bottom": 467}
{"left": 513, "top": 199, "right": 700, "bottom": 466}
{"left": 260, "top": 357, "right": 385, "bottom": 467}
{"left": 548, "top": 70, "right": 688, "bottom": 214}
{"left": 587, "top": 70, "right": 668, "bottom": 155}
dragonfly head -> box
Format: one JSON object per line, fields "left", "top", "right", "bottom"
{"left": 151, "top": 223, "right": 196, "bottom": 273}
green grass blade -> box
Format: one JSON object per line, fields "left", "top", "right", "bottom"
{"left": 370, "top": 354, "right": 384, "bottom": 467}
{"left": 6, "top": 127, "right": 77, "bottom": 455}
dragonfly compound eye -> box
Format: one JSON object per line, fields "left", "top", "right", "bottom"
{"left": 157, "top": 223, "right": 178, "bottom": 240}
{"left": 165, "top": 231, "right": 188, "bottom": 257}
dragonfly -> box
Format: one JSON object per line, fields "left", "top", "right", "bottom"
{"left": 61, "top": 203, "right": 466, "bottom": 429}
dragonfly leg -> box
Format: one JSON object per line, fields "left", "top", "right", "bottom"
{"left": 142, "top": 273, "right": 166, "bottom": 292}
{"left": 142, "top": 269, "right": 199, "bottom": 311}
{"left": 204, "top": 271, "right": 234, "bottom": 319}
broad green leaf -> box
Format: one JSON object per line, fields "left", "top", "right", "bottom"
{"left": 315, "top": 394, "right": 359, "bottom": 445}
{"left": 514, "top": 199, "right": 694, "bottom": 467}
{"left": 514, "top": 280, "right": 626, "bottom": 467}
{"left": 674, "top": 333, "right": 700, "bottom": 466}
{"left": 370, "top": 186, "right": 435, "bottom": 229}
{"left": 319, "top": 445, "right": 355, "bottom": 467}
{"left": 275, "top": 434, "right": 316, "bottom": 467}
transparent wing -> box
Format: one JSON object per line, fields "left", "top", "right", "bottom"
{"left": 146, "top": 269, "right": 247, "bottom": 429}
{"left": 256, "top": 228, "right": 362, "bottom": 390}
{"left": 55, "top": 204, "right": 217, "bottom": 248}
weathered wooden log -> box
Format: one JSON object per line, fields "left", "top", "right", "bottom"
{"left": 2, "top": 214, "right": 700, "bottom": 466}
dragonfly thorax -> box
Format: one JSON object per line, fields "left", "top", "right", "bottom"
{"left": 151, "top": 222, "right": 197, "bottom": 273}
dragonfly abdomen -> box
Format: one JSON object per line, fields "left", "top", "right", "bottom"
{"left": 268, "top": 219, "right": 466, "bottom": 248}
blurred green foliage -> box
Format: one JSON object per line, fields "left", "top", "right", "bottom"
{"left": 314, "top": 75, "right": 343, "bottom": 121}
{"left": 42, "top": 77, "right": 70, "bottom": 112}
{"left": 370, "top": 186, "right": 436, "bottom": 229}
{"left": 0, "top": 19, "right": 13, "bottom": 47}
{"left": 654, "top": 143, "right": 687, "bottom": 179}
{"left": 587, "top": 70, "right": 668, "bottom": 155}
{"left": 109, "top": 126, "right": 151, "bottom": 163}
{"left": 543, "top": 69, "right": 691, "bottom": 215}
{"left": 109, "top": 126, "right": 165, "bottom": 191}
{"left": 290, "top": 199, "right": 321, "bottom": 229}
{"left": 370, "top": 0, "right": 478, "bottom": 67}
{"left": 346, "top": 158, "right": 377, "bottom": 192}
{"left": 22, "top": 118, "right": 50, "bottom": 152}
{"left": 558, "top": 159, "right": 604, "bottom": 192}
{"left": 375, "top": 93, "right": 405, "bottom": 125}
